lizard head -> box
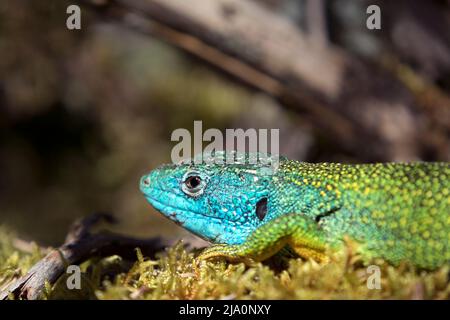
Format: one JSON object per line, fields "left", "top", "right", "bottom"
{"left": 140, "top": 151, "right": 282, "bottom": 245}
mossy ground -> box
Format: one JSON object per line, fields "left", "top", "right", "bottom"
{"left": 0, "top": 227, "right": 449, "bottom": 300}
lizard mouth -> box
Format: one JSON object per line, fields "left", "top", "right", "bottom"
{"left": 144, "top": 191, "right": 243, "bottom": 244}
{"left": 143, "top": 187, "right": 235, "bottom": 225}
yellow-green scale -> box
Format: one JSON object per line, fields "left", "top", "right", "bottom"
{"left": 275, "top": 161, "right": 449, "bottom": 269}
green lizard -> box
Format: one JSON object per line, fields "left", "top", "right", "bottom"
{"left": 140, "top": 151, "right": 450, "bottom": 269}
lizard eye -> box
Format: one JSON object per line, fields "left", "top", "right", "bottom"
{"left": 185, "top": 176, "right": 201, "bottom": 189}
{"left": 181, "top": 171, "right": 206, "bottom": 197}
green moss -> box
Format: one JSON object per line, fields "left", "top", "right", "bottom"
{"left": 0, "top": 228, "right": 448, "bottom": 300}
{"left": 96, "top": 243, "right": 449, "bottom": 300}
{"left": 0, "top": 227, "right": 44, "bottom": 292}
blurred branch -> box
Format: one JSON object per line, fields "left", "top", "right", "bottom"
{"left": 78, "top": 0, "right": 449, "bottom": 160}
{"left": 305, "top": 0, "right": 329, "bottom": 46}
{"left": 0, "top": 213, "right": 171, "bottom": 300}
{"left": 12, "top": 239, "right": 50, "bottom": 255}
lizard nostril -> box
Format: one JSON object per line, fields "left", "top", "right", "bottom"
{"left": 141, "top": 176, "right": 151, "bottom": 187}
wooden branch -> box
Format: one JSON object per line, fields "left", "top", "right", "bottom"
{"left": 305, "top": 0, "right": 329, "bottom": 47}
{"left": 0, "top": 213, "right": 171, "bottom": 300}
{"left": 79, "top": 0, "right": 449, "bottom": 161}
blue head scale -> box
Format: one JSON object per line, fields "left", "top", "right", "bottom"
{"left": 139, "top": 151, "right": 281, "bottom": 244}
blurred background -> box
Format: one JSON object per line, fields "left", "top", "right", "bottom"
{"left": 0, "top": 0, "right": 449, "bottom": 246}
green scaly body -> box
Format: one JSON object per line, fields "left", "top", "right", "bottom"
{"left": 271, "top": 161, "right": 449, "bottom": 268}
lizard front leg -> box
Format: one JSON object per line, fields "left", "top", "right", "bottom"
{"left": 197, "top": 213, "right": 331, "bottom": 265}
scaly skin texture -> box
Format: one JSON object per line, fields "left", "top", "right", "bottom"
{"left": 140, "top": 152, "right": 450, "bottom": 269}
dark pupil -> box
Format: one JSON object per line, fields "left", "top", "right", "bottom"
{"left": 186, "top": 176, "right": 201, "bottom": 189}
{"left": 256, "top": 198, "right": 267, "bottom": 221}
